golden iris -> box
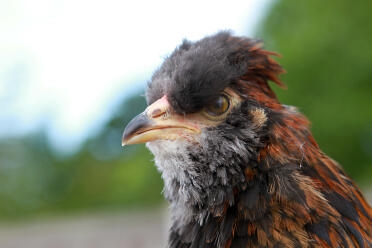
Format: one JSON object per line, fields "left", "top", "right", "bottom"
{"left": 205, "top": 94, "right": 230, "bottom": 116}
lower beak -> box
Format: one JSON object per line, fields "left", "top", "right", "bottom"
{"left": 122, "top": 107, "right": 200, "bottom": 146}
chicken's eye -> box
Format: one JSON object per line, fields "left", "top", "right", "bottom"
{"left": 204, "top": 94, "right": 230, "bottom": 116}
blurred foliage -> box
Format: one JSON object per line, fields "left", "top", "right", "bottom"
{"left": 0, "top": 93, "right": 164, "bottom": 219}
{"left": 0, "top": 0, "right": 371, "bottom": 219}
{"left": 258, "top": 0, "right": 372, "bottom": 181}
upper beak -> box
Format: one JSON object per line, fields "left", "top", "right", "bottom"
{"left": 122, "top": 95, "right": 201, "bottom": 146}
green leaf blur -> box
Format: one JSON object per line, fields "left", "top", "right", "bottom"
{"left": 258, "top": 0, "right": 372, "bottom": 181}
{"left": 0, "top": 93, "right": 164, "bottom": 219}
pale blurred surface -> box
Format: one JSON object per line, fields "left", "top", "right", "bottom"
{"left": 0, "top": 208, "right": 169, "bottom": 248}
{"left": 0, "top": 174, "right": 368, "bottom": 248}
{"left": 0, "top": 191, "right": 371, "bottom": 248}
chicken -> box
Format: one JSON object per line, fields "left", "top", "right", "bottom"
{"left": 122, "top": 31, "right": 372, "bottom": 248}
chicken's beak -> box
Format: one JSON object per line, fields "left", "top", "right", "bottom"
{"left": 122, "top": 95, "right": 201, "bottom": 146}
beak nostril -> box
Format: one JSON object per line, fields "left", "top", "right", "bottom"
{"left": 150, "top": 108, "right": 165, "bottom": 118}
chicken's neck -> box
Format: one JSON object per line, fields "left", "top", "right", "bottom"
{"left": 158, "top": 106, "right": 337, "bottom": 247}
{"left": 164, "top": 147, "right": 331, "bottom": 248}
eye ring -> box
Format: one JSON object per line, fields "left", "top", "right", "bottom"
{"left": 204, "top": 94, "right": 230, "bottom": 117}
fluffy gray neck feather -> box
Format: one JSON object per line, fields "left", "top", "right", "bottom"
{"left": 146, "top": 127, "right": 257, "bottom": 232}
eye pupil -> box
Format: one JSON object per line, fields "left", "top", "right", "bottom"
{"left": 214, "top": 98, "right": 224, "bottom": 109}
{"left": 205, "top": 95, "right": 230, "bottom": 116}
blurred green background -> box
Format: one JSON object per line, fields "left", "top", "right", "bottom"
{"left": 0, "top": 0, "right": 371, "bottom": 221}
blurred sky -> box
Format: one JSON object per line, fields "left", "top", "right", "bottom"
{"left": 0, "top": 0, "right": 272, "bottom": 153}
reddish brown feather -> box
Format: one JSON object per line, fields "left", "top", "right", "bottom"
{"left": 235, "top": 45, "right": 372, "bottom": 247}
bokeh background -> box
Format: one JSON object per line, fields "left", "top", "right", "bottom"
{"left": 0, "top": 0, "right": 371, "bottom": 247}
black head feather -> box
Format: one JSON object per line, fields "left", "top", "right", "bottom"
{"left": 146, "top": 31, "right": 281, "bottom": 114}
